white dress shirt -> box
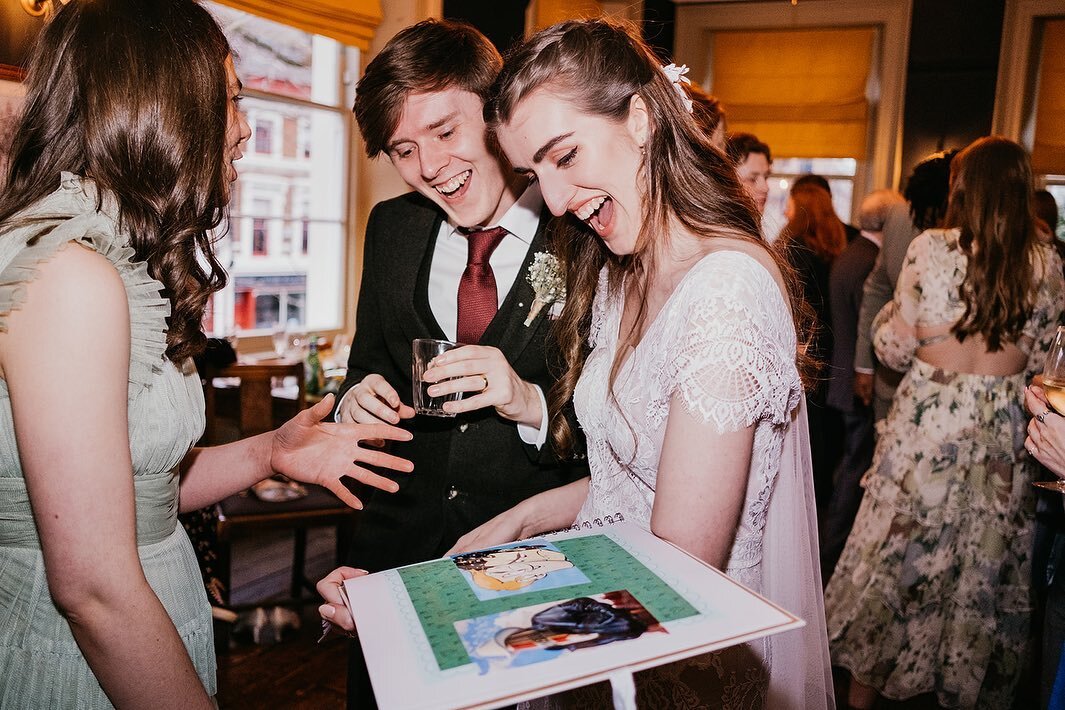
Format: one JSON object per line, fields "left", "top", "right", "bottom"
{"left": 340, "top": 184, "right": 549, "bottom": 448}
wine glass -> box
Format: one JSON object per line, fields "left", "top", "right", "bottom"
{"left": 1033, "top": 326, "right": 1065, "bottom": 493}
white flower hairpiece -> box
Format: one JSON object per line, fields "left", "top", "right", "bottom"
{"left": 661, "top": 63, "right": 694, "bottom": 114}
{"left": 524, "top": 252, "right": 566, "bottom": 326}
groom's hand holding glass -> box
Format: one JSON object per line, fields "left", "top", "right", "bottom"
{"left": 422, "top": 345, "right": 545, "bottom": 427}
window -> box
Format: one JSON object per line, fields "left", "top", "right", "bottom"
{"left": 1044, "top": 179, "right": 1065, "bottom": 240}
{"left": 254, "top": 121, "right": 274, "bottom": 155}
{"left": 252, "top": 218, "right": 268, "bottom": 255}
{"left": 206, "top": 3, "right": 354, "bottom": 338}
{"left": 674, "top": 1, "right": 910, "bottom": 213}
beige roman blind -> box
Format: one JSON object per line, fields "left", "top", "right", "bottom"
{"left": 1033, "top": 18, "right": 1065, "bottom": 175}
{"left": 212, "top": 0, "right": 381, "bottom": 51}
{"left": 711, "top": 27, "right": 875, "bottom": 159}
{"left": 530, "top": 0, "right": 603, "bottom": 31}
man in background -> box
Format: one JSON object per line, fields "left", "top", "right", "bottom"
{"left": 726, "top": 132, "right": 772, "bottom": 215}
{"left": 853, "top": 150, "right": 957, "bottom": 420}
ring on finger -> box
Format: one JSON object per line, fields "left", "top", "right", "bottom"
{"left": 1039, "top": 408, "right": 1052, "bottom": 424}
{"left": 480, "top": 374, "right": 488, "bottom": 391}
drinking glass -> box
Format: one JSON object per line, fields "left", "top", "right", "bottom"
{"left": 1034, "top": 326, "right": 1065, "bottom": 493}
{"left": 412, "top": 338, "right": 464, "bottom": 416}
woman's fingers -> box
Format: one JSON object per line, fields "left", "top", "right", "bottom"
{"left": 1026, "top": 385, "right": 1049, "bottom": 415}
{"left": 354, "top": 447, "right": 413, "bottom": 475}
{"left": 347, "top": 465, "right": 401, "bottom": 494}
{"left": 324, "top": 479, "right": 364, "bottom": 510}
{"left": 319, "top": 603, "right": 356, "bottom": 633}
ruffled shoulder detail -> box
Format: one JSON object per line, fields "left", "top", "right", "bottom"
{"left": 0, "top": 172, "right": 169, "bottom": 392}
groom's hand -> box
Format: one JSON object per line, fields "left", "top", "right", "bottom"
{"left": 337, "top": 374, "right": 416, "bottom": 426}
{"left": 422, "top": 345, "right": 541, "bottom": 426}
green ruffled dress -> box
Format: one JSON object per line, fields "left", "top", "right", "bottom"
{"left": 0, "top": 173, "right": 214, "bottom": 707}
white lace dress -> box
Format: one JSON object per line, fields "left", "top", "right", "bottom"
{"left": 564, "top": 251, "right": 833, "bottom": 709}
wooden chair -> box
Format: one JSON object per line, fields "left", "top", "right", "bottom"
{"left": 202, "top": 359, "right": 305, "bottom": 444}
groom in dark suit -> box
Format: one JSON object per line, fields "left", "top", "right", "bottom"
{"left": 335, "top": 17, "right": 585, "bottom": 573}
{"left": 324, "top": 19, "right": 586, "bottom": 707}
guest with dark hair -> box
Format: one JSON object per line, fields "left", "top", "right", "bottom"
{"left": 0, "top": 0, "right": 413, "bottom": 705}
{"left": 1035, "top": 189, "right": 1060, "bottom": 239}
{"left": 726, "top": 131, "right": 772, "bottom": 215}
{"left": 853, "top": 150, "right": 958, "bottom": 420}
{"left": 826, "top": 136, "right": 1063, "bottom": 709}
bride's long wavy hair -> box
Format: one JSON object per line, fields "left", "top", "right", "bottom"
{"left": 0, "top": 0, "right": 232, "bottom": 363}
{"left": 486, "top": 19, "right": 815, "bottom": 457}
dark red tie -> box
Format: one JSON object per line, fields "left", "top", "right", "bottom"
{"left": 457, "top": 226, "right": 507, "bottom": 344}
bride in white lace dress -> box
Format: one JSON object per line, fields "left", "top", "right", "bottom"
{"left": 441, "top": 19, "right": 834, "bottom": 709}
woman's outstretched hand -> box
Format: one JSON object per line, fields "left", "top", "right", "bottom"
{"left": 271, "top": 393, "right": 414, "bottom": 509}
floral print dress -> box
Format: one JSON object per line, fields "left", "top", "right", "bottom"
{"left": 824, "top": 229, "right": 1064, "bottom": 708}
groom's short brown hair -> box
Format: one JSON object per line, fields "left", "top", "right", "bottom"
{"left": 353, "top": 19, "right": 502, "bottom": 158}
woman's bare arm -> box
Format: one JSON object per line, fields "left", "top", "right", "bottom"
{"left": 0, "top": 245, "right": 212, "bottom": 708}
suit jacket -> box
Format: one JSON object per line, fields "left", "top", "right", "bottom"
{"left": 853, "top": 202, "right": 918, "bottom": 372}
{"left": 338, "top": 192, "right": 588, "bottom": 572}
{"left": 827, "top": 234, "right": 880, "bottom": 412}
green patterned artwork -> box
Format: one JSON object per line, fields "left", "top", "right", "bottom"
{"left": 398, "top": 533, "right": 701, "bottom": 671}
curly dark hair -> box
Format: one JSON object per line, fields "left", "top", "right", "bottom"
{"left": 0, "top": 0, "right": 232, "bottom": 363}
{"left": 904, "top": 149, "right": 957, "bottom": 231}
{"left": 946, "top": 137, "right": 1041, "bottom": 351}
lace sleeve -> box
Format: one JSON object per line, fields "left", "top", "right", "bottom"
{"left": 668, "top": 253, "right": 800, "bottom": 434}
{"left": 872, "top": 233, "right": 926, "bottom": 371}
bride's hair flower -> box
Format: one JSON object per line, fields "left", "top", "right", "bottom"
{"left": 661, "top": 63, "right": 693, "bottom": 114}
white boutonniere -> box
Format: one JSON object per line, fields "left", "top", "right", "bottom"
{"left": 524, "top": 252, "right": 566, "bottom": 326}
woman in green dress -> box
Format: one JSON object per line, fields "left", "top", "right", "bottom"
{"left": 0, "top": 1, "right": 413, "bottom": 707}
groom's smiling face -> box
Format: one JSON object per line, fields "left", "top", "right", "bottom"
{"left": 386, "top": 87, "right": 513, "bottom": 229}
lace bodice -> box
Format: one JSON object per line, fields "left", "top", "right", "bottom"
{"left": 573, "top": 250, "right": 802, "bottom": 586}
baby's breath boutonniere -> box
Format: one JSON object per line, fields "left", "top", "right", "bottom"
{"left": 524, "top": 252, "right": 566, "bottom": 326}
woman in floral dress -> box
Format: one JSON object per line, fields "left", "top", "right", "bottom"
{"left": 825, "top": 136, "right": 1065, "bottom": 709}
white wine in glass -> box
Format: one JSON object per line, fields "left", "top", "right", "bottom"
{"left": 1035, "top": 325, "right": 1065, "bottom": 493}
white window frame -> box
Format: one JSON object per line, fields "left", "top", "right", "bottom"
{"left": 993, "top": 1, "right": 1065, "bottom": 153}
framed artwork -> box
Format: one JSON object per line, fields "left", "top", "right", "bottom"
{"left": 343, "top": 522, "right": 805, "bottom": 709}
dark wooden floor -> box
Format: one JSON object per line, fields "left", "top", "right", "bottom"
{"left": 216, "top": 526, "right": 348, "bottom": 709}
